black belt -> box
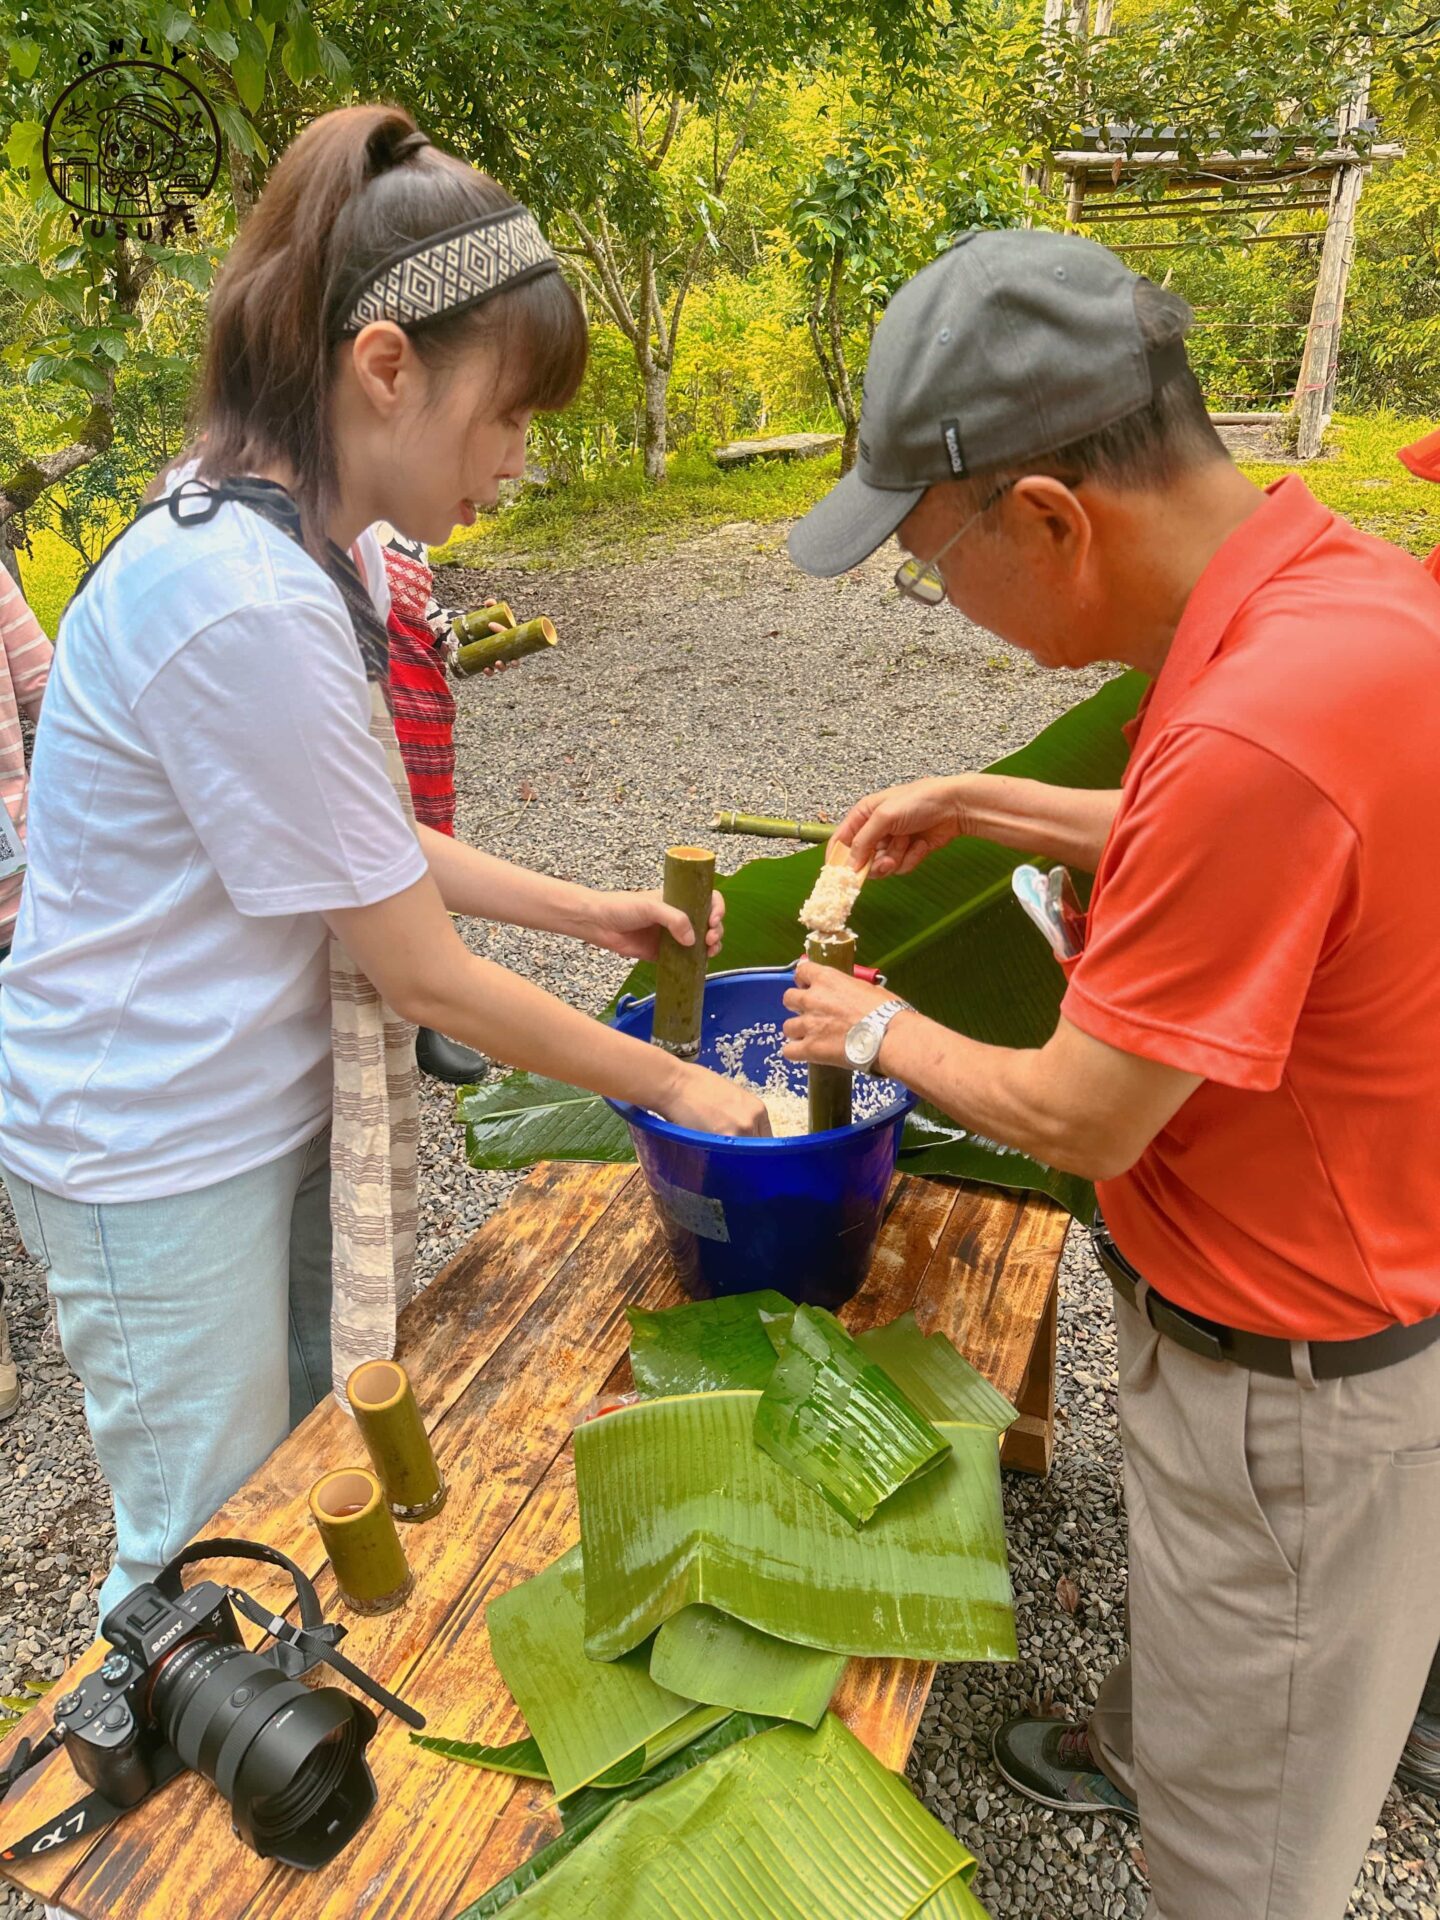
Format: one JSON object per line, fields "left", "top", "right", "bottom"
{"left": 1092, "top": 1219, "right": 1440, "bottom": 1381}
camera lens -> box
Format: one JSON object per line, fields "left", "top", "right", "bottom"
{"left": 151, "top": 1640, "right": 377, "bottom": 1870}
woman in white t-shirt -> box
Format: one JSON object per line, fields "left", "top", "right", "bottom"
{"left": 0, "top": 105, "right": 766, "bottom": 1615}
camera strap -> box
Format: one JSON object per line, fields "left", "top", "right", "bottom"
{"left": 0, "top": 1535, "right": 422, "bottom": 1863}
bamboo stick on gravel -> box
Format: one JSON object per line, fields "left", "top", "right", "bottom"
{"left": 652, "top": 846, "right": 715, "bottom": 1060}
{"left": 712, "top": 811, "right": 835, "bottom": 844}
{"left": 806, "top": 930, "right": 856, "bottom": 1133}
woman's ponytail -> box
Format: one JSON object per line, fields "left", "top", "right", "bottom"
{"left": 193, "top": 106, "right": 586, "bottom": 553}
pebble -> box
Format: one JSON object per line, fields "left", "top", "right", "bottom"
{"left": 2, "top": 524, "right": 1435, "bottom": 1918}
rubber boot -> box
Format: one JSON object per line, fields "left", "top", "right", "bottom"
{"left": 415, "top": 1027, "right": 490, "bottom": 1087}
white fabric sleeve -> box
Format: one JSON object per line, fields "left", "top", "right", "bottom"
{"left": 132, "top": 597, "right": 427, "bottom": 917}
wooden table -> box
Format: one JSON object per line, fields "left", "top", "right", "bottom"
{"left": 0, "top": 1162, "right": 1068, "bottom": 1920}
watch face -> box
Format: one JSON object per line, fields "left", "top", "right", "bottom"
{"left": 844, "top": 1017, "right": 877, "bottom": 1070}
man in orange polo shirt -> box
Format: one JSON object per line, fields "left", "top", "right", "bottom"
{"left": 780, "top": 229, "right": 1440, "bottom": 1919}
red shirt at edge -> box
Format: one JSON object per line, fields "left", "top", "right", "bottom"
{"left": 1063, "top": 474, "right": 1440, "bottom": 1340}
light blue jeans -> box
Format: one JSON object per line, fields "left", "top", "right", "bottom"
{"left": 2, "top": 1129, "right": 332, "bottom": 1617}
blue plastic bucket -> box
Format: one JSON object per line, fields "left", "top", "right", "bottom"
{"left": 606, "top": 967, "right": 917, "bottom": 1308}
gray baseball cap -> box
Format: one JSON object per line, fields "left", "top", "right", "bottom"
{"left": 788, "top": 228, "right": 1192, "bottom": 577}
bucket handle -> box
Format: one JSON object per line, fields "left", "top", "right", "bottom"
{"left": 614, "top": 964, "right": 885, "bottom": 1022}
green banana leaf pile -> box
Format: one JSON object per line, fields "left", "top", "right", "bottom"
{"left": 458, "top": 671, "right": 1143, "bottom": 1222}
{"left": 417, "top": 1294, "right": 1016, "bottom": 1917}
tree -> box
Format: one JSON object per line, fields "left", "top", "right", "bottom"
{"left": 787, "top": 77, "right": 1024, "bottom": 472}
{"left": 0, "top": 1, "right": 348, "bottom": 560}
{"left": 334, "top": 0, "right": 945, "bottom": 480}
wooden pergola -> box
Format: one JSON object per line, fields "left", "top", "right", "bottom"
{"left": 1051, "top": 100, "right": 1403, "bottom": 457}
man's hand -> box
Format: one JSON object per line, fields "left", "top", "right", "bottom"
{"left": 781, "top": 961, "right": 897, "bottom": 1067}
{"left": 580, "top": 888, "right": 726, "bottom": 962}
{"left": 834, "top": 777, "right": 972, "bottom": 878}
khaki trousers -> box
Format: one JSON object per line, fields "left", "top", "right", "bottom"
{"left": 1088, "top": 1292, "right": 1440, "bottom": 1920}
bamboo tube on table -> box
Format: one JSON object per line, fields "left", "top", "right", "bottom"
{"left": 309, "top": 1468, "right": 413, "bottom": 1616}
{"left": 347, "top": 1358, "right": 447, "bottom": 1522}
{"left": 712, "top": 811, "right": 835, "bottom": 845}
{"left": 806, "top": 930, "right": 855, "bottom": 1132}
{"left": 450, "top": 615, "right": 556, "bottom": 678}
{"left": 652, "top": 846, "right": 715, "bottom": 1060}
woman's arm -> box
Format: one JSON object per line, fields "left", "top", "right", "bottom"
{"left": 415, "top": 823, "right": 725, "bottom": 962}
{"left": 326, "top": 873, "right": 769, "bottom": 1136}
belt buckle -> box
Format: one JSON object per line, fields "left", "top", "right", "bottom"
{"left": 1146, "top": 1293, "right": 1226, "bottom": 1365}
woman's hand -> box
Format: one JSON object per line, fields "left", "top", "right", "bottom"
{"left": 580, "top": 888, "right": 726, "bottom": 962}
{"left": 659, "top": 1062, "right": 772, "bottom": 1137}
{"left": 476, "top": 600, "right": 510, "bottom": 676}
{"left": 782, "top": 960, "right": 896, "bottom": 1067}
{"left": 832, "top": 776, "right": 973, "bottom": 878}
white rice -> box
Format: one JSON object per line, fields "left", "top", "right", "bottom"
{"left": 798, "top": 861, "right": 864, "bottom": 938}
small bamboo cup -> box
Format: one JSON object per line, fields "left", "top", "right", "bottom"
{"left": 346, "top": 1359, "right": 447, "bottom": 1522}
{"left": 308, "top": 1468, "right": 413, "bottom": 1616}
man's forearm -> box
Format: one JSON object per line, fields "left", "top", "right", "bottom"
{"left": 879, "top": 1010, "right": 1124, "bottom": 1180}
{"left": 957, "top": 774, "right": 1121, "bottom": 873}
{"left": 417, "top": 823, "right": 591, "bottom": 934}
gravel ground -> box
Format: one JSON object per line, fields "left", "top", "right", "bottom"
{"left": 2, "top": 521, "right": 1435, "bottom": 1917}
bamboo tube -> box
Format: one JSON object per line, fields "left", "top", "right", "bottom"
{"left": 712, "top": 811, "right": 835, "bottom": 844}
{"left": 347, "top": 1359, "right": 447, "bottom": 1522}
{"left": 450, "top": 615, "right": 556, "bottom": 678}
{"left": 451, "top": 601, "right": 517, "bottom": 639}
{"left": 806, "top": 931, "right": 855, "bottom": 1132}
{"left": 309, "top": 1468, "right": 413, "bottom": 1616}
{"left": 652, "top": 846, "right": 715, "bottom": 1059}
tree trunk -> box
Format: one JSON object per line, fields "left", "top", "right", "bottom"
{"left": 642, "top": 360, "right": 669, "bottom": 483}
{"left": 840, "top": 422, "right": 860, "bottom": 475}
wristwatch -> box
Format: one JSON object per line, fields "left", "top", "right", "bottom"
{"left": 844, "top": 998, "right": 912, "bottom": 1072}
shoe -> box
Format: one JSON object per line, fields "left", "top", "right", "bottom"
{"left": 991, "top": 1715, "right": 1139, "bottom": 1819}
{"left": 1396, "top": 1710, "right": 1440, "bottom": 1798}
{"left": 0, "top": 1303, "right": 18, "bottom": 1421}
{"left": 415, "top": 1027, "right": 490, "bottom": 1087}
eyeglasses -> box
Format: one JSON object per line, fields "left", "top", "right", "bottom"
{"left": 894, "top": 480, "right": 1017, "bottom": 604}
{"left": 893, "top": 480, "right": 1017, "bottom": 605}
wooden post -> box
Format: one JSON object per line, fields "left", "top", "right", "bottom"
{"left": 1294, "top": 76, "right": 1370, "bottom": 460}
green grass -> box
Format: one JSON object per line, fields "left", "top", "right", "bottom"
{"left": 430, "top": 446, "right": 843, "bottom": 573}
{"left": 17, "top": 416, "right": 1440, "bottom": 632}
{"left": 1249, "top": 412, "right": 1440, "bottom": 560}
{"left": 434, "top": 416, "right": 1440, "bottom": 575}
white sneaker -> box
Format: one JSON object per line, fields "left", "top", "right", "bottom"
{"left": 0, "top": 1302, "right": 19, "bottom": 1419}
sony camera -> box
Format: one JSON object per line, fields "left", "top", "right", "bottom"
{"left": 14, "top": 1539, "right": 422, "bottom": 1872}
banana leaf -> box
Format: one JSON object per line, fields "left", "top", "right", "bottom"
{"left": 574, "top": 1391, "right": 1015, "bottom": 1664}
{"left": 627, "top": 1291, "right": 795, "bottom": 1397}
{"left": 458, "top": 1716, "right": 782, "bottom": 1918}
{"left": 648, "top": 1605, "right": 844, "bottom": 1727}
{"left": 918, "top": 1877, "right": 996, "bottom": 1918}
{"left": 458, "top": 673, "right": 1141, "bottom": 1217}
{"left": 408, "top": 1733, "right": 550, "bottom": 1780}
{"left": 754, "top": 1306, "right": 951, "bottom": 1527}
{"left": 486, "top": 1544, "right": 729, "bottom": 1800}
{"left": 857, "top": 1314, "right": 1018, "bottom": 1432}
{"left": 556, "top": 1711, "right": 777, "bottom": 1833}
{"left": 459, "top": 1712, "right": 985, "bottom": 1920}
{"left": 626, "top": 1299, "right": 1015, "bottom": 1435}
{"left": 459, "top": 1073, "right": 633, "bottom": 1168}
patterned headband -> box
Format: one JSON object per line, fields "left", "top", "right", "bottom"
{"left": 337, "top": 207, "right": 559, "bottom": 336}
